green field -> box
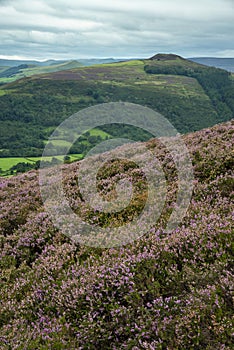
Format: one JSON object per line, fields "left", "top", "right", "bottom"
{"left": 0, "top": 154, "right": 83, "bottom": 174}
{"left": 0, "top": 89, "right": 6, "bottom": 96}
{"left": 44, "top": 139, "right": 73, "bottom": 147}
{"left": 0, "top": 157, "right": 35, "bottom": 171}
{"left": 0, "top": 127, "right": 111, "bottom": 176}
{"left": 88, "top": 128, "right": 110, "bottom": 138}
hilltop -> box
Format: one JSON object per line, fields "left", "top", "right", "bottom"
{"left": 0, "top": 120, "right": 233, "bottom": 348}
{"left": 150, "top": 53, "right": 186, "bottom": 61}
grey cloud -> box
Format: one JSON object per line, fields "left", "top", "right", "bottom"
{"left": 0, "top": 0, "right": 233, "bottom": 59}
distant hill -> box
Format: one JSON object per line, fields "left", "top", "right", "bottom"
{"left": 0, "top": 59, "right": 65, "bottom": 67}
{"left": 0, "top": 60, "right": 84, "bottom": 83}
{"left": 189, "top": 57, "right": 234, "bottom": 72}
{"left": 0, "top": 58, "right": 128, "bottom": 83}
{"left": 2, "top": 56, "right": 233, "bottom": 72}
{"left": 0, "top": 64, "right": 34, "bottom": 78}
{"left": 150, "top": 53, "right": 186, "bottom": 61}
{"left": 0, "top": 58, "right": 125, "bottom": 68}
{"left": 78, "top": 58, "right": 126, "bottom": 66}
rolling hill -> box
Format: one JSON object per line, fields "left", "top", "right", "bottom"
{"left": 0, "top": 58, "right": 126, "bottom": 84}
{"left": 0, "top": 54, "right": 234, "bottom": 171}
{"left": 0, "top": 58, "right": 124, "bottom": 68}
{"left": 0, "top": 60, "right": 84, "bottom": 84}
{"left": 0, "top": 59, "right": 66, "bottom": 67}
{"left": 0, "top": 120, "right": 233, "bottom": 348}
{"left": 1, "top": 56, "right": 233, "bottom": 84}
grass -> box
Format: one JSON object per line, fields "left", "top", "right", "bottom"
{"left": 0, "top": 77, "right": 16, "bottom": 83}
{"left": 0, "top": 157, "right": 35, "bottom": 171}
{"left": 28, "top": 154, "right": 83, "bottom": 162}
{"left": 0, "top": 61, "right": 84, "bottom": 84}
{"left": 44, "top": 140, "right": 73, "bottom": 147}
{"left": 0, "top": 66, "right": 8, "bottom": 73}
{"left": 0, "top": 154, "right": 83, "bottom": 173}
{"left": 88, "top": 128, "right": 110, "bottom": 138}
{"left": 0, "top": 89, "right": 6, "bottom": 96}
{"left": 44, "top": 128, "right": 111, "bottom": 148}
{"left": 68, "top": 154, "right": 84, "bottom": 161}
{"left": 99, "top": 60, "right": 144, "bottom": 68}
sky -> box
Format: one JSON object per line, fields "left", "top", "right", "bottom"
{"left": 0, "top": 0, "right": 233, "bottom": 60}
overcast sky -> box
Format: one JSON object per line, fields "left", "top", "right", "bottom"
{"left": 0, "top": 0, "right": 233, "bottom": 60}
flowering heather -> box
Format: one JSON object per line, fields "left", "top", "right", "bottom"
{"left": 0, "top": 121, "right": 233, "bottom": 349}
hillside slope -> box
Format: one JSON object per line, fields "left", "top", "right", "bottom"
{"left": 1, "top": 54, "right": 234, "bottom": 160}
{"left": 0, "top": 58, "right": 126, "bottom": 83}
{"left": 0, "top": 120, "right": 233, "bottom": 349}
{"left": 0, "top": 60, "right": 84, "bottom": 84}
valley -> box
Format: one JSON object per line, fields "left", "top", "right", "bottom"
{"left": 1, "top": 54, "right": 234, "bottom": 176}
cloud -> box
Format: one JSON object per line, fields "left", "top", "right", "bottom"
{"left": 0, "top": 0, "right": 233, "bottom": 59}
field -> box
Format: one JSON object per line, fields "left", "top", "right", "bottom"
{"left": 0, "top": 157, "right": 35, "bottom": 171}
{"left": 0, "top": 126, "right": 111, "bottom": 175}
{"left": 0, "top": 154, "right": 83, "bottom": 175}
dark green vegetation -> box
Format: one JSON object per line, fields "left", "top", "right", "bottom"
{"left": 0, "top": 54, "right": 234, "bottom": 173}
{"left": 145, "top": 54, "right": 234, "bottom": 120}
{"left": 0, "top": 64, "right": 32, "bottom": 78}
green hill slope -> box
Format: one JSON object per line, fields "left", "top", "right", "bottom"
{"left": 0, "top": 54, "right": 233, "bottom": 160}
{"left": 0, "top": 60, "right": 84, "bottom": 84}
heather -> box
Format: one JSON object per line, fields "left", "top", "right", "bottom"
{"left": 0, "top": 121, "right": 233, "bottom": 349}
